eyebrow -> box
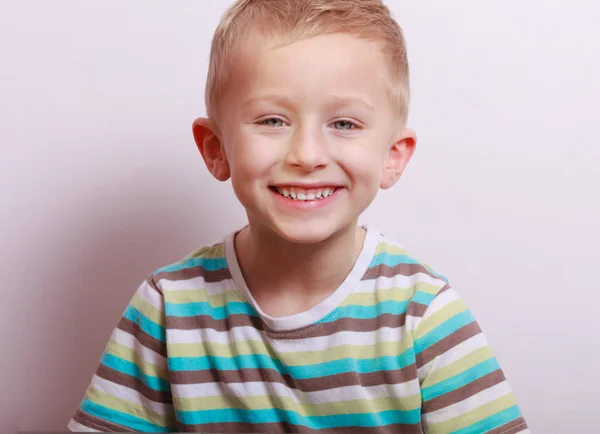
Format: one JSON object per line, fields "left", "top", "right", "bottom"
{"left": 327, "top": 97, "right": 376, "bottom": 113}
{"left": 242, "top": 95, "right": 296, "bottom": 111}
{"left": 242, "top": 95, "right": 376, "bottom": 113}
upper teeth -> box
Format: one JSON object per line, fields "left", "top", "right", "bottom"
{"left": 275, "top": 187, "right": 336, "bottom": 200}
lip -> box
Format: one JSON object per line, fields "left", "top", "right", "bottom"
{"left": 269, "top": 182, "right": 344, "bottom": 189}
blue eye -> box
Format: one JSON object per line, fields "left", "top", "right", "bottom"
{"left": 332, "top": 120, "right": 356, "bottom": 130}
{"left": 259, "top": 117, "right": 285, "bottom": 127}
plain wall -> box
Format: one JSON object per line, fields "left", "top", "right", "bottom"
{"left": 1, "top": 1, "right": 598, "bottom": 432}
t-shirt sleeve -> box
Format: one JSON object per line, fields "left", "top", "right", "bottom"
{"left": 413, "top": 284, "right": 530, "bottom": 434}
{"left": 68, "top": 276, "right": 177, "bottom": 432}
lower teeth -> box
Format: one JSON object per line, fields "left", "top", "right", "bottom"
{"left": 284, "top": 195, "right": 324, "bottom": 201}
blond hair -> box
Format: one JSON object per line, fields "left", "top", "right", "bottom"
{"left": 205, "top": 0, "right": 410, "bottom": 125}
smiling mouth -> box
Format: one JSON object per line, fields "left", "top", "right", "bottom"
{"left": 269, "top": 186, "right": 341, "bottom": 201}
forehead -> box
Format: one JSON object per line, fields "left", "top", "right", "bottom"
{"left": 223, "top": 33, "right": 394, "bottom": 111}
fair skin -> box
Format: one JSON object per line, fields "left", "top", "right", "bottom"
{"left": 193, "top": 33, "right": 416, "bottom": 317}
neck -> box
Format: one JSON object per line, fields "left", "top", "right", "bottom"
{"left": 235, "top": 221, "right": 366, "bottom": 297}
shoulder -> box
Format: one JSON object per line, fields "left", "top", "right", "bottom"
{"left": 148, "top": 233, "right": 232, "bottom": 294}
{"left": 368, "top": 234, "right": 480, "bottom": 349}
{"left": 367, "top": 232, "right": 450, "bottom": 292}
{"left": 362, "top": 232, "right": 458, "bottom": 324}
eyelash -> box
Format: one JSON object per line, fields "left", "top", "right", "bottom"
{"left": 256, "top": 117, "right": 360, "bottom": 130}
{"left": 257, "top": 117, "right": 286, "bottom": 127}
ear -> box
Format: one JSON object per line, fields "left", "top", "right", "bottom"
{"left": 192, "top": 117, "right": 230, "bottom": 181}
{"left": 380, "top": 128, "right": 417, "bottom": 189}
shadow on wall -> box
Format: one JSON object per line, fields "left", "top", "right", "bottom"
{"left": 14, "top": 170, "right": 222, "bottom": 431}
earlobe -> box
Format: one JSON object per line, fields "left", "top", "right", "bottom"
{"left": 192, "top": 118, "right": 230, "bottom": 181}
{"left": 380, "top": 128, "right": 417, "bottom": 189}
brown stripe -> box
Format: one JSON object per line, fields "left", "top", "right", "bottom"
{"left": 154, "top": 266, "right": 232, "bottom": 285}
{"left": 362, "top": 263, "right": 447, "bottom": 283}
{"left": 405, "top": 301, "right": 429, "bottom": 321}
{"left": 487, "top": 417, "right": 528, "bottom": 434}
{"left": 166, "top": 309, "right": 422, "bottom": 338}
{"left": 117, "top": 317, "right": 167, "bottom": 356}
{"left": 171, "top": 363, "right": 418, "bottom": 392}
{"left": 269, "top": 312, "right": 414, "bottom": 340}
{"left": 416, "top": 321, "right": 482, "bottom": 368}
{"left": 422, "top": 369, "right": 506, "bottom": 413}
{"left": 177, "top": 420, "right": 294, "bottom": 433}
{"left": 73, "top": 410, "right": 134, "bottom": 432}
{"left": 166, "top": 312, "right": 265, "bottom": 331}
{"left": 96, "top": 364, "right": 173, "bottom": 404}
{"left": 177, "top": 421, "right": 424, "bottom": 434}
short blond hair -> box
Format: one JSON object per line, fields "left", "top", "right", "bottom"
{"left": 206, "top": 0, "right": 410, "bottom": 126}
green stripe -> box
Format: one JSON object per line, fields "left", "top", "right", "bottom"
{"left": 168, "top": 337, "right": 414, "bottom": 364}
{"left": 175, "top": 393, "right": 421, "bottom": 414}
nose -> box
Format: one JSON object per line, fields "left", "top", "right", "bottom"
{"left": 284, "top": 126, "right": 329, "bottom": 172}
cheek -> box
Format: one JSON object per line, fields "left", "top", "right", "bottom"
{"left": 340, "top": 145, "right": 386, "bottom": 185}
{"left": 227, "top": 137, "right": 269, "bottom": 175}
{"left": 227, "top": 140, "right": 280, "bottom": 199}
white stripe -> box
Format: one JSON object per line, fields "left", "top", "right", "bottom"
{"left": 417, "top": 333, "right": 488, "bottom": 379}
{"left": 67, "top": 419, "right": 100, "bottom": 432}
{"left": 90, "top": 375, "right": 173, "bottom": 415}
{"left": 166, "top": 325, "right": 261, "bottom": 345}
{"left": 272, "top": 326, "right": 409, "bottom": 353}
{"left": 110, "top": 327, "right": 167, "bottom": 366}
{"left": 357, "top": 272, "right": 446, "bottom": 293}
{"left": 418, "top": 359, "right": 435, "bottom": 383}
{"left": 419, "top": 287, "right": 461, "bottom": 322}
{"left": 157, "top": 273, "right": 235, "bottom": 294}
{"left": 137, "top": 280, "right": 165, "bottom": 310}
{"left": 172, "top": 378, "right": 420, "bottom": 403}
{"left": 423, "top": 381, "right": 513, "bottom": 424}
{"left": 167, "top": 325, "right": 409, "bottom": 354}
{"left": 404, "top": 288, "right": 460, "bottom": 333}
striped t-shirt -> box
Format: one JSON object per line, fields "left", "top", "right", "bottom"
{"left": 69, "top": 226, "right": 529, "bottom": 433}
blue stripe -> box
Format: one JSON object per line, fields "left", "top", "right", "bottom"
{"left": 370, "top": 252, "right": 421, "bottom": 268}
{"left": 421, "top": 357, "right": 500, "bottom": 401}
{"left": 368, "top": 253, "right": 448, "bottom": 282}
{"left": 414, "top": 309, "right": 475, "bottom": 354}
{"left": 176, "top": 407, "right": 421, "bottom": 428}
{"left": 329, "top": 300, "right": 410, "bottom": 321}
{"left": 169, "top": 348, "right": 415, "bottom": 379}
{"left": 411, "top": 290, "right": 436, "bottom": 306}
{"left": 123, "top": 306, "right": 166, "bottom": 342}
{"left": 165, "top": 300, "right": 410, "bottom": 321}
{"left": 451, "top": 405, "right": 522, "bottom": 434}
{"left": 165, "top": 301, "right": 258, "bottom": 319}
{"left": 101, "top": 353, "right": 171, "bottom": 392}
{"left": 81, "top": 399, "right": 170, "bottom": 432}
{"left": 155, "top": 256, "right": 227, "bottom": 274}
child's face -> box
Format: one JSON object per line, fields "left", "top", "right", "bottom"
{"left": 197, "top": 33, "right": 415, "bottom": 244}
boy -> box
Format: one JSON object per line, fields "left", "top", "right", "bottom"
{"left": 69, "top": 0, "right": 528, "bottom": 432}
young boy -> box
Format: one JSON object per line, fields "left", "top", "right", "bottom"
{"left": 69, "top": 1, "right": 528, "bottom": 432}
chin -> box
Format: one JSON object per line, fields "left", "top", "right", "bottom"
{"left": 271, "top": 219, "right": 353, "bottom": 245}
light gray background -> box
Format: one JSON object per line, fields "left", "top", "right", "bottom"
{"left": 1, "top": 1, "right": 598, "bottom": 432}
